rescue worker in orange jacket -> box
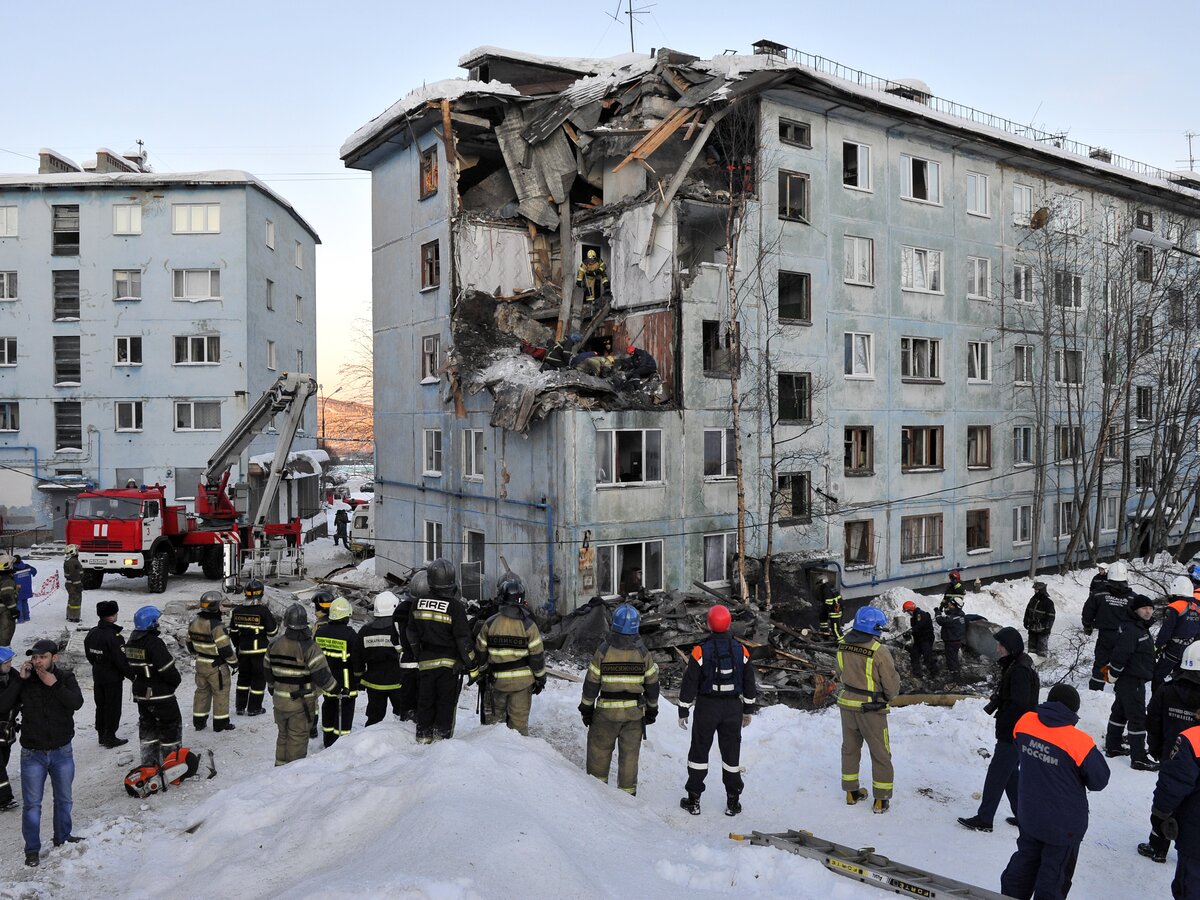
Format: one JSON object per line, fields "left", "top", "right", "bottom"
{"left": 1156, "top": 575, "right": 1200, "bottom": 692}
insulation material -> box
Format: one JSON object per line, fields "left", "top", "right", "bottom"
{"left": 495, "top": 106, "right": 577, "bottom": 229}
{"left": 454, "top": 221, "right": 536, "bottom": 296}
{"left": 608, "top": 203, "right": 675, "bottom": 309}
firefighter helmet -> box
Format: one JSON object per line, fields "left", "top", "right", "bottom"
{"left": 1181, "top": 642, "right": 1200, "bottom": 672}
{"left": 1171, "top": 575, "right": 1194, "bottom": 599}
{"left": 329, "top": 597, "right": 353, "bottom": 621}
{"left": 1107, "top": 560, "right": 1130, "bottom": 583}
{"left": 612, "top": 604, "right": 640, "bottom": 635}
{"left": 312, "top": 588, "right": 335, "bottom": 612}
{"left": 427, "top": 558, "right": 458, "bottom": 596}
{"left": 706, "top": 604, "right": 732, "bottom": 633}
{"left": 65, "top": 544, "right": 78, "bottom": 556}
{"left": 496, "top": 574, "right": 527, "bottom": 605}
{"left": 373, "top": 591, "right": 400, "bottom": 617}
{"left": 902, "top": 600, "right": 917, "bottom": 613}
{"left": 852, "top": 606, "right": 887, "bottom": 637}
{"left": 244, "top": 578, "right": 265, "bottom": 600}
{"left": 283, "top": 603, "right": 308, "bottom": 630}
{"left": 134, "top": 606, "right": 162, "bottom": 630}
{"left": 0, "top": 555, "right": 12, "bottom": 573}
{"left": 198, "top": 591, "right": 224, "bottom": 611}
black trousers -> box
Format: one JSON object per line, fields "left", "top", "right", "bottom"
{"left": 1173, "top": 854, "right": 1200, "bottom": 900}
{"left": 976, "top": 741, "right": 1019, "bottom": 824}
{"left": 1000, "top": 834, "right": 1080, "bottom": 899}
{"left": 321, "top": 693, "right": 357, "bottom": 746}
{"left": 137, "top": 698, "right": 183, "bottom": 768}
{"left": 1090, "top": 630, "right": 1119, "bottom": 690}
{"left": 236, "top": 654, "right": 268, "bottom": 713}
{"left": 93, "top": 679, "right": 123, "bottom": 740}
{"left": 944, "top": 641, "right": 962, "bottom": 673}
{"left": 0, "top": 742, "right": 11, "bottom": 805}
{"left": 684, "top": 696, "right": 744, "bottom": 798}
{"left": 1028, "top": 630, "right": 1050, "bottom": 655}
{"left": 1108, "top": 677, "right": 1149, "bottom": 759}
{"left": 416, "top": 668, "right": 461, "bottom": 738}
{"left": 365, "top": 687, "right": 404, "bottom": 725}
{"left": 908, "top": 638, "right": 937, "bottom": 676}
{"left": 399, "top": 666, "right": 419, "bottom": 718}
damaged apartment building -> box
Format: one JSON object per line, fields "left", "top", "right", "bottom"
{"left": 342, "top": 42, "right": 1200, "bottom": 611}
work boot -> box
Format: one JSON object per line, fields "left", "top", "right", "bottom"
{"left": 102, "top": 736, "right": 129, "bottom": 749}
{"left": 1105, "top": 745, "right": 1129, "bottom": 758}
{"left": 247, "top": 708, "right": 267, "bottom": 717}
{"left": 194, "top": 717, "right": 208, "bottom": 731}
{"left": 53, "top": 836, "right": 83, "bottom": 847}
{"left": 309, "top": 721, "right": 319, "bottom": 740}
{"left": 0, "top": 799, "right": 17, "bottom": 812}
{"left": 873, "top": 799, "right": 889, "bottom": 814}
{"left": 1138, "top": 842, "right": 1168, "bottom": 863}
{"left": 846, "top": 788, "right": 868, "bottom": 806}
{"left": 680, "top": 793, "right": 701, "bottom": 816}
{"left": 957, "top": 815, "right": 993, "bottom": 832}
{"left": 214, "top": 721, "right": 236, "bottom": 733}
{"left": 24, "top": 851, "right": 38, "bottom": 868}
{"left": 725, "top": 795, "right": 742, "bottom": 817}
{"left": 415, "top": 729, "right": 433, "bottom": 745}
{"left": 1132, "top": 758, "right": 1160, "bottom": 772}
{"left": 235, "top": 707, "right": 245, "bottom": 716}
{"left": 1005, "top": 817, "right": 1018, "bottom": 827}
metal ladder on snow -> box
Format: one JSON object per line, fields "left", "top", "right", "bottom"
{"left": 729, "top": 830, "right": 1008, "bottom": 899}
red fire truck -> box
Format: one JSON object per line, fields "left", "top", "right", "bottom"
{"left": 67, "top": 372, "right": 317, "bottom": 593}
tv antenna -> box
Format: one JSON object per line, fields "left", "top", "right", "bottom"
{"left": 1178, "top": 131, "right": 1198, "bottom": 172}
{"left": 607, "top": 0, "right": 655, "bottom": 54}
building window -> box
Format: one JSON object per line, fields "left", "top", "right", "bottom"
{"left": 778, "top": 170, "right": 810, "bottom": 222}
{"left": 463, "top": 529, "right": 485, "bottom": 578}
{"left": 174, "top": 401, "right": 220, "bottom": 431}
{"left": 0, "top": 206, "right": 16, "bottom": 237}
{"left": 172, "top": 269, "right": 221, "bottom": 301}
{"left": 463, "top": 429, "right": 485, "bottom": 481}
{"left": 777, "top": 372, "right": 812, "bottom": 423}
{"left": 596, "top": 540, "right": 663, "bottom": 597}
{"left": 0, "top": 271, "right": 15, "bottom": 301}
{"left": 174, "top": 334, "right": 221, "bottom": 365}
{"left": 265, "top": 220, "right": 275, "bottom": 249}
{"left": 844, "top": 520, "right": 874, "bottom": 567}
{"left": 115, "top": 401, "right": 144, "bottom": 432}
{"left": 0, "top": 401, "right": 19, "bottom": 431}
{"left": 1054, "top": 425, "right": 1082, "bottom": 462}
{"left": 55, "top": 401, "right": 82, "bottom": 450}
{"left": 295, "top": 295, "right": 303, "bottom": 323}
{"left": 423, "top": 428, "right": 443, "bottom": 476}
{"left": 1136, "top": 245, "right": 1154, "bottom": 282}
{"left": 294, "top": 240, "right": 303, "bottom": 269}
{"left": 1059, "top": 197, "right": 1084, "bottom": 233}
{"left": 1013, "top": 505, "right": 1032, "bottom": 544}
{"left": 420, "top": 146, "right": 439, "bottom": 199}
{"left": 113, "top": 204, "right": 142, "bottom": 235}
{"left": 1104, "top": 206, "right": 1120, "bottom": 244}
{"left": 844, "top": 235, "right": 874, "bottom": 285}
{"left": 1054, "top": 349, "right": 1083, "bottom": 385}
{"left": 901, "top": 426, "right": 944, "bottom": 471}
{"left": 1167, "top": 357, "right": 1182, "bottom": 386}
{"left": 966, "top": 257, "right": 991, "bottom": 299}
{"left": 596, "top": 429, "right": 662, "bottom": 485}
{"left": 778, "top": 118, "right": 811, "bottom": 148}
{"left": 966, "top": 509, "right": 991, "bottom": 552}
{"left": 296, "top": 349, "right": 304, "bottom": 374}
{"left": 901, "top": 246, "right": 943, "bottom": 293}
{"left": 421, "top": 334, "right": 441, "bottom": 382}
{"left": 172, "top": 203, "right": 220, "bottom": 234}
{"left": 703, "top": 428, "right": 735, "bottom": 478}
{"left": 1014, "top": 345, "right": 1034, "bottom": 385}
{"left": 703, "top": 533, "right": 737, "bottom": 585}
{"left": 776, "top": 472, "right": 811, "bottom": 522}
{"left": 115, "top": 336, "right": 142, "bottom": 366}
{"left": 967, "top": 425, "right": 992, "bottom": 469}
{"left": 1013, "top": 264, "right": 1033, "bottom": 302}
{"left": 1013, "top": 184, "right": 1033, "bottom": 225}
{"left": 52, "top": 205, "right": 80, "bottom": 255}
{"left": 53, "top": 336, "right": 81, "bottom": 385}
{"left": 113, "top": 269, "right": 142, "bottom": 301}
{"left": 900, "top": 154, "right": 941, "bottom": 203}
{"left": 1169, "top": 289, "right": 1186, "bottom": 327}
{"left": 1137, "top": 316, "right": 1154, "bottom": 352}
{"left": 266, "top": 279, "right": 274, "bottom": 310}
{"left": 900, "top": 513, "right": 944, "bottom": 561}
{"left": 1103, "top": 428, "right": 1122, "bottom": 461}
{"left": 0, "top": 337, "right": 14, "bottom": 366}
{"left": 1056, "top": 500, "right": 1077, "bottom": 538}
{"left": 702, "top": 320, "right": 735, "bottom": 375}
{"left": 172, "top": 466, "right": 204, "bottom": 501}
{"left": 1013, "top": 425, "right": 1034, "bottom": 466}
{"left": 843, "top": 141, "right": 870, "bottom": 190}
{"left": 1136, "top": 385, "right": 1153, "bottom": 421}
{"left": 1101, "top": 496, "right": 1120, "bottom": 532}
{"left": 843, "top": 332, "right": 874, "bottom": 378}
{"left": 966, "top": 172, "right": 989, "bottom": 216}
{"left": 778, "top": 270, "right": 811, "bottom": 322}
{"left": 967, "top": 341, "right": 991, "bottom": 383}
{"left": 423, "top": 520, "right": 443, "bottom": 562}
{"left": 844, "top": 426, "right": 874, "bottom": 475}
{"left": 1053, "top": 271, "right": 1083, "bottom": 308}
{"left": 1135, "top": 455, "right": 1153, "bottom": 489}
{"left": 421, "top": 240, "right": 440, "bottom": 289}
{"left": 53, "top": 270, "right": 80, "bottom": 320}
{"left": 266, "top": 340, "right": 277, "bottom": 370}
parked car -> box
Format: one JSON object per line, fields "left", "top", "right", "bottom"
{"left": 359, "top": 482, "right": 375, "bottom": 493}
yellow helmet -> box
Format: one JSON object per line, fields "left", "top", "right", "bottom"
{"left": 66, "top": 544, "right": 79, "bottom": 556}
{"left": 587, "top": 249, "right": 597, "bottom": 260}
{"left": 329, "top": 597, "right": 353, "bottom": 621}
{"left": 0, "top": 554, "right": 12, "bottom": 572}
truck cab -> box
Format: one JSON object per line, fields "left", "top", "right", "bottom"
{"left": 350, "top": 500, "right": 374, "bottom": 558}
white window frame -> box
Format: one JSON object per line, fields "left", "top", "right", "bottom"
{"left": 423, "top": 520, "right": 443, "bottom": 563}
{"left": 1014, "top": 344, "right": 1034, "bottom": 386}
{"left": 0, "top": 401, "right": 18, "bottom": 432}
{"left": 421, "top": 334, "right": 441, "bottom": 383}
{"left": 113, "top": 268, "right": 142, "bottom": 301}
{"left": 0, "top": 336, "right": 15, "bottom": 367}
{"left": 1013, "top": 263, "right": 1034, "bottom": 303}
{"left": 1054, "top": 349, "right": 1084, "bottom": 386}
{"left": 778, "top": 169, "right": 810, "bottom": 222}
{"left": 966, "top": 508, "right": 991, "bottom": 553}
{"left": 702, "top": 532, "right": 737, "bottom": 585}
{"left": 295, "top": 294, "right": 303, "bottom": 323}
{"left": 843, "top": 332, "right": 874, "bottom": 379}
{"left": 1104, "top": 206, "right": 1120, "bottom": 244}
{"left": 115, "top": 400, "right": 144, "bottom": 433}
{"left": 173, "top": 334, "right": 221, "bottom": 365}
{"left": 294, "top": 240, "right": 303, "bottom": 269}
{"left": 900, "top": 153, "right": 942, "bottom": 204}
{"left": 703, "top": 428, "right": 736, "bottom": 479}
{"left": 1056, "top": 500, "right": 1077, "bottom": 539}
{"left": 171, "top": 203, "right": 220, "bottom": 234}
{"left": 967, "top": 341, "right": 992, "bottom": 383}
{"left": 113, "top": 204, "right": 142, "bottom": 235}
{"left": 0, "top": 271, "right": 16, "bottom": 301}
{"left": 900, "top": 336, "right": 942, "bottom": 381}
{"left": 843, "top": 235, "right": 874, "bottom": 286}
{"left": 595, "top": 539, "right": 664, "bottom": 597}
{"left": 422, "top": 428, "right": 443, "bottom": 477}
{"left": 1060, "top": 196, "right": 1085, "bottom": 233}
{"left": 172, "top": 268, "right": 221, "bottom": 302}
{"left": 265, "top": 219, "right": 275, "bottom": 250}
{"left": 173, "top": 400, "right": 221, "bottom": 432}
{"left": 1012, "top": 505, "right": 1033, "bottom": 545}
{"left": 266, "top": 340, "right": 277, "bottom": 371}
{"left": 463, "top": 429, "right": 485, "bottom": 481}
{"left": 966, "top": 172, "right": 990, "bottom": 216}
{"left": 843, "top": 141, "right": 871, "bottom": 191}
{"left": 1013, "top": 425, "right": 1034, "bottom": 466}
{"left": 1013, "top": 184, "right": 1033, "bottom": 225}
{"left": 966, "top": 256, "right": 991, "bottom": 300}
{"left": 901, "top": 246, "right": 943, "bottom": 293}
{"left": 265, "top": 279, "right": 274, "bottom": 310}
{"left": 596, "top": 429, "right": 663, "bottom": 486}
{"left": 114, "top": 336, "right": 142, "bottom": 367}
{"left": 0, "top": 206, "right": 16, "bottom": 237}
{"left": 1101, "top": 495, "right": 1120, "bottom": 532}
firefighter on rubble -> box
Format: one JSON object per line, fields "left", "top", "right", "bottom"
{"left": 575, "top": 248, "right": 609, "bottom": 303}
{"left": 228, "top": 579, "right": 278, "bottom": 716}
{"left": 360, "top": 591, "right": 404, "bottom": 726}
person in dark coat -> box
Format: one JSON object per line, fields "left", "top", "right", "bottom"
{"left": 902, "top": 600, "right": 937, "bottom": 677}
{"left": 0, "top": 646, "right": 17, "bottom": 811}
{"left": 940, "top": 569, "right": 966, "bottom": 613}
{"left": 391, "top": 589, "right": 419, "bottom": 721}
{"left": 1141, "top": 643, "right": 1200, "bottom": 863}
{"left": 1149, "top": 724, "right": 1200, "bottom": 898}
{"left": 125, "top": 606, "right": 184, "bottom": 772}
{"left": 1000, "top": 684, "right": 1110, "bottom": 899}
{"left": 83, "top": 600, "right": 132, "bottom": 748}
{"left": 333, "top": 507, "right": 350, "bottom": 548}
{"left": 406, "top": 559, "right": 478, "bottom": 743}
{"left": 1023, "top": 581, "right": 1056, "bottom": 656}
{"left": 937, "top": 598, "right": 967, "bottom": 674}
{"left": 1156, "top": 575, "right": 1200, "bottom": 692}
{"left": 1108, "top": 593, "right": 1159, "bottom": 770}
{"left": 959, "top": 627, "right": 1040, "bottom": 832}
{"left": 1082, "top": 559, "right": 1139, "bottom": 691}
{"left": 617, "top": 345, "right": 657, "bottom": 381}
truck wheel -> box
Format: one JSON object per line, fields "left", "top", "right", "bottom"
{"left": 148, "top": 552, "right": 170, "bottom": 594}
{"left": 201, "top": 547, "right": 224, "bottom": 579}
{"left": 172, "top": 556, "right": 190, "bottom": 576}
{"left": 81, "top": 570, "right": 104, "bottom": 590}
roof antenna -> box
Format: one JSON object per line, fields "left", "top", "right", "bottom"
{"left": 607, "top": 0, "right": 655, "bottom": 53}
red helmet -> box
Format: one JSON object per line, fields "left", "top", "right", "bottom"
{"left": 902, "top": 600, "right": 916, "bottom": 612}
{"left": 949, "top": 570, "right": 961, "bottom": 580}
{"left": 707, "top": 604, "right": 732, "bottom": 633}
{"left": 626, "top": 345, "right": 636, "bottom": 355}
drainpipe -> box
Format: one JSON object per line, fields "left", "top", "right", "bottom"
{"left": 0, "top": 446, "right": 40, "bottom": 481}
{"left": 377, "top": 478, "right": 557, "bottom": 615}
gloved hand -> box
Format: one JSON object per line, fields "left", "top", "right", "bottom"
{"left": 742, "top": 714, "right": 752, "bottom": 728}
{"left": 467, "top": 667, "right": 484, "bottom": 686}
{"left": 579, "top": 703, "right": 594, "bottom": 727}
{"left": 1152, "top": 807, "right": 1179, "bottom": 841}
{"left": 1084, "top": 628, "right": 1094, "bottom": 637}
{"left": 678, "top": 713, "right": 689, "bottom": 731}
{"left": 983, "top": 698, "right": 999, "bottom": 716}
{"left": 643, "top": 706, "right": 658, "bottom": 725}
{"left": 532, "top": 676, "right": 546, "bottom": 696}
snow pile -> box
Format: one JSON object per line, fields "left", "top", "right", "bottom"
{"left": 475, "top": 350, "right": 555, "bottom": 390}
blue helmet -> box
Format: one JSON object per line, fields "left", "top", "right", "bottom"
{"left": 612, "top": 604, "right": 640, "bottom": 635}
{"left": 851, "top": 606, "right": 887, "bottom": 637}
{"left": 0, "top": 646, "right": 14, "bottom": 665}
{"left": 1189, "top": 563, "right": 1200, "bottom": 585}
{"left": 134, "top": 606, "right": 162, "bottom": 631}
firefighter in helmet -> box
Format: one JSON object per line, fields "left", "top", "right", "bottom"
{"left": 228, "top": 579, "right": 278, "bottom": 716}
{"left": 475, "top": 574, "right": 546, "bottom": 735}
{"left": 186, "top": 591, "right": 237, "bottom": 733}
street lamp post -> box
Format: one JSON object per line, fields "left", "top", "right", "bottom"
{"left": 320, "top": 384, "right": 343, "bottom": 451}
{"left": 1130, "top": 227, "right": 1200, "bottom": 260}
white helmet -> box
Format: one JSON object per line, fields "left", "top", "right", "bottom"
{"left": 373, "top": 590, "right": 400, "bottom": 617}
{"left": 1171, "top": 576, "right": 1195, "bottom": 599}
{"left": 1106, "top": 560, "right": 1129, "bottom": 583}
{"left": 1181, "top": 642, "right": 1200, "bottom": 672}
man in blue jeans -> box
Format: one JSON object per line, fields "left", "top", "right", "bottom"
{"left": 0, "top": 638, "right": 85, "bottom": 867}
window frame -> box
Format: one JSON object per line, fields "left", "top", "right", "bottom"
{"left": 776, "top": 372, "right": 812, "bottom": 424}
{"left": 265, "top": 278, "right": 274, "bottom": 310}
{"left": 55, "top": 400, "right": 82, "bottom": 450}
{"left": 901, "top": 245, "right": 944, "bottom": 294}
{"left": 52, "top": 205, "right": 80, "bottom": 256}
{"left": 171, "top": 203, "right": 220, "bottom": 234}
{"left": 1012, "top": 263, "right": 1034, "bottom": 303}
{"left": 844, "top": 426, "right": 874, "bottom": 476}
{"left": 701, "top": 320, "right": 736, "bottom": 376}
{"left": 266, "top": 340, "right": 277, "bottom": 371}
{"left": 900, "top": 513, "right": 944, "bottom": 562}
{"left": 423, "top": 520, "right": 444, "bottom": 563}
{"left": 900, "top": 153, "right": 942, "bottom": 205}
{"left": 965, "top": 171, "right": 990, "bottom": 217}
{"left": 777, "top": 169, "right": 811, "bottom": 223}
{"left": 966, "top": 425, "right": 992, "bottom": 470}
{"left": 422, "top": 428, "right": 444, "bottom": 477}
{"left": 0, "top": 400, "right": 19, "bottom": 432}
{"left": 172, "top": 268, "right": 221, "bottom": 302}
{"left": 1013, "top": 505, "right": 1033, "bottom": 545}
{"left": 966, "top": 508, "right": 991, "bottom": 553}
{"left": 777, "top": 270, "right": 812, "bottom": 323}
{"left": 112, "top": 204, "right": 142, "bottom": 235}
{"left": 842, "top": 141, "right": 871, "bottom": 191}
{"left": 419, "top": 146, "right": 439, "bottom": 199}
{"left": 778, "top": 118, "right": 811, "bottom": 148}
{"left": 295, "top": 294, "right": 303, "bottom": 324}
{"left": 115, "top": 400, "right": 144, "bottom": 433}
{"left": 265, "top": 220, "right": 275, "bottom": 250}
{"left": 966, "top": 256, "right": 991, "bottom": 300}
{"left": 702, "top": 428, "right": 736, "bottom": 480}
{"left": 173, "top": 400, "right": 221, "bottom": 432}
{"left": 421, "top": 334, "right": 441, "bottom": 383}
{"left": 0, "top": 206, "right": 17, "bottom": 237}
{"left": 702, "top": 532, "right": 737, "bottom": 586}
{"left": 1053, "top": 349, "right": 1084, "bottom": 386}
{"left": 595, "top": 428, "right": 664, "bottom": 487}
{"left": 114, "top": 336, "right": 142, "bottom": 367}
{"left": 1053, "top": 270, "right": 1084, "bottom": 309}
{"left": 843, "top": 332, "right": 874, "bottom": 379}
{"left": 1136, "top": 385, "right": 1154, "bottom": 422}
{"left": 595, "top": 539, "right": 664, "bottom": 597}
{"left": 0, "top": 271, "right": 15, "bottom": 301}
{"left": 53, "top": 335, "right": 81, "bottom": 385}
{"left": 776, "top": 471, "right": 812, "bottom": 523}
{"left": 1013, "top": 425, "right": 1034, "bottom": 467}
{"left": 1012, "top": 184, "right": 1033, "bottom": 225}
{"left": 843, "top": 235, "right": 874, "bottom": 286}
{"left": 1101, "top": 495, "right": 1120, "bottom": 532}
{"left": 900, "top": 336, "right": 942, "bottom": 382}
{"left": 173, "top": 334, "right": 221, "bottom": 366}
{"left": 294, "top": 240, "right": 303, "bottom": 270}
{"left": 113, "top": 268, "right": 142, "bottom": 301}
{"left": 844, "top": 519, "right": 874, "bottom": 568}
{"left": 1055, "top": 500, "right": 1078, "bottom": 539}
{"left": 901, "top": 425, "right": 945, "bottom": 472}
{"left": 967, "top": 340, "right": 992, "bottom": 384}
{"left": 1054, "top": 425, "right": 1083, "bottom": 463}
{"left": 1014, "top": 344, "right": 1034, "bottom": 386}
{"left": 420, "top": 240, "right": 440, "bottom": 290}
{"left": 463, "top": 429, "right": 485, "bottom": 481}
{"left": 0, "top": 336, "right": 14, "bottom": 367}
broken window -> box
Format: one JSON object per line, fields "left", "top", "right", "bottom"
{"left": 173, "top": 268, "right": 221, "bottom": 301}
{"left": 596, "top": 540, "right": 663, "bottom": 597}
{"left": 420, "top": 146, "right": 439, "bottom": 199}
{"left": 777, "top": 372, "right": 811, "bottom": 423}
{"left": 174, "top": 401, "right": 221, "bottom": 431}
{"left": 53, "top": 336, "right": 81, "bottom": 384}
{"left": 703, "top": 533, "right": 736, "bottom": 584}
{"left": 55, "top": 400, "right": 82, "bottom": 449}
{"left": 966, "top": 509, "right": 990, "bottom": 552}
{"left": 114, "top": 269, "right": 141, "bottom": 301}
{"left": 53, "top": 270, "right": 80, "bottom": 320}
{"left": 778, "top": 118, "right": 811, "bottom": 148}
{"left": 0, "top": 337, "right": 15, "bottom": 366}
{"left": 423, "top": 428, "right": 443, "bottom": 476}
{"left": 596, "top": 429, "right": 662, "bottom": 486}
{"left": 1136, "top": 385, "right": 1153, "bottom": 421}
{"left": 776, "top": 472, "right": 811, "bottom": 522}
{"left": 424, "top": 520, "right": 443, "bottom": 562}
{"left": 843, "top": 142, "right": 870, "bottom": 190}
{"left": 901, "top": 426, "right": 944, "bottom": 471}
{"left": 844, "top": 426, "right": 873, "bottom": 475}
{"left": 463, "top": 429, "right": 485, "bottom": 481}
{"left": 0, "top": 401, "right": 18, "bottom": 431}
{"left": 0, "top": 271, "right": 15, "bottom": 300}
{"left": 702, "top": 320, "right": 734, "bottom": 375}
{"left": 174, "top": 334, "right": 221, "bottom": 364}
{"left": 967, "top": 426, "right": 991, "bottom": 469}
{"left": 778, "top": 271, "right": 811, "bottom": 322}
{"left": 1136, "top": 245, "right": 1154, "bottom": 282}
{"left": 421, "top": 240, "right": 440, "bottom": 289}
{"left": 421, "top": 334, "right": 441, "bottom": 381}
{"left": 844, "top": 520, "right": 874, "bottom": 566}
{"left": 703, "top": 428, "right": 735, "bottom": 478}
{"left": 777, "top": 170, "right": 810, "bottom": 222}
{"left": 900, "top": 154, "right": 940, "bottom": 203}
{"left": 52, "top": 205, "right": 80, "bottom": 255}
{"left": 900, "top": 513, "right": 943, "bottom": 561}
{"left": 900, "top": 336, "right": 941, "bottom": 380}
{"left": 115, "top": 401, "right": 144, "bottom": 432}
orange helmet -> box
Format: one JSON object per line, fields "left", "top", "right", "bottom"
{"left": 902, "top": 600, "right": 917, "bottom": 612}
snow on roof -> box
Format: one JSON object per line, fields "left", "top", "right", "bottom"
{"left": 248, "top": 447, "right": 330, "bottom": 470}
{"left": 457, "top": 45, "right": 648, "bottom": 75}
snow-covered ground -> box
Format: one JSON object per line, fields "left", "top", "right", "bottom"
{"left": 0, "top": 549, "right": 1182, "bottom": 898}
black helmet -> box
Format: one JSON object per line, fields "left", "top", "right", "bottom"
{"left": 312, "top": 588, "right": 335, "bottom": 613}
{"left": 283, "top": 603, "right": 308, "bottom": 630}
{"left": 427, "top": 558, "right": 457, "bottom": 596}
{"left": 244, "top": 578, "right": 265, "bottom": 600}
{"left": 199, "top": 591, "right": 225, "bottom": 611}
{"left": 497, "top": 574, "right": 526, "bottom": 605}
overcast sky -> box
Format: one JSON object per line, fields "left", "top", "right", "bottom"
{"left": 4, "top": 0, "right": 1198, "bottom": 392}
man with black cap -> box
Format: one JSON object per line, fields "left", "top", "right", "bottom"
{"left": 0, "top": 639, "right": 85, "bottom": 867}
{"left": 1001, "top": 683, "right": 1110, "bottom": 899}
{"left": 84, "top": 600, "right": 132, "bottom": 748}
{"left": 1108, "top": 592, "right": 1159, "bottom": 770}
{"left": 959, "top": 626, "right": 1040, "bottom": 832}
